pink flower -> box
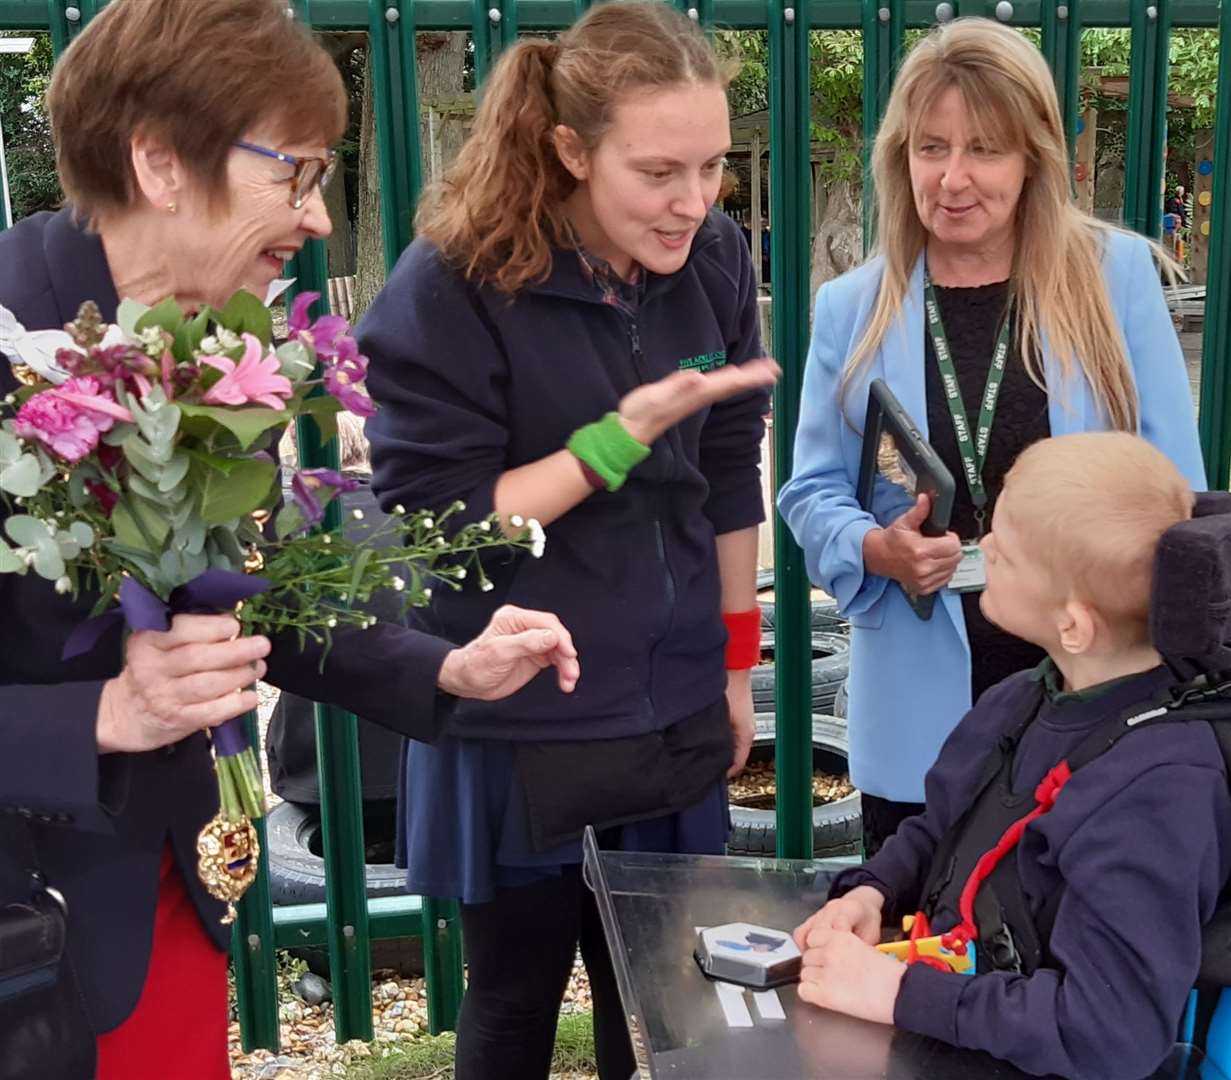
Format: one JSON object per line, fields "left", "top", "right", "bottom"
{"left": 13, "top": 376, "right": 133, "bottom": 463}
{"left": 288, "top": 291, "right": 350, "bottom": 361}
{"left": 322, "top": 337, "right": 374, "bottom": 418}
{"left": 202, "top": 334, "right": 293, "bottom": 410}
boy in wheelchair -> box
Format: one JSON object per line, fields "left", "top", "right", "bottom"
{"left": 793, "top": 432, "right": 1231, "bottom": 1079}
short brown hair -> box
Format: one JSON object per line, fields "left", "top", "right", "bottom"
{"left": 417, "top": 0, "right": 735, "bottom": 293}
{"left": 47, "top": 0, "right": 347, "bottom": 224}
{"left": 1002, "top": 433, "right": 1193, "bottom": 632}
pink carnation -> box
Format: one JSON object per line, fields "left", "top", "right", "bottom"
{"left": 13, "top": 376, "right": 134, "bottom": 463}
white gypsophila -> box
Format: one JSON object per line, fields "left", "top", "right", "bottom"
{"left": 392, "top": 576, "right": 406, "bottom": 591}
{"left": 527, "top": 518, "right": 546, "bottom": 559}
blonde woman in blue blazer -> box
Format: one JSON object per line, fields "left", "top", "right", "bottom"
{"left": 778, "top": 18, "right": 1205, "bottom": 854}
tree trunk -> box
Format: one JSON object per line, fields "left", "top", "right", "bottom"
{"left": 353, "top": 32, "right": 468, "bottom": 320}
{"left": 809, "top": 177, "right": 862, "bottom": 303}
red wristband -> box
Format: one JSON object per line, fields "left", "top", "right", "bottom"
{"left": 722, "top": 609, "right": 762, "bottom": 670}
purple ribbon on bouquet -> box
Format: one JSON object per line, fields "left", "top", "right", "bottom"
{"left": 62, "top": 568, "right": 271, "bottom": 757}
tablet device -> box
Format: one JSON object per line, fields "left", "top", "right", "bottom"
{"left": 856, "top": 379, "right": 956, "bottom": 621}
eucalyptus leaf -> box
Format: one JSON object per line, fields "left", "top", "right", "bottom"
{"left": 116, "top": 298, "right": 150, "bottom": 338}
{"left": 69, "top": 522, "right": 95, "bottom": 548}
{"left": 127, "top": 472, "right": 162, "bottom": 502}
{"left": 55, "top": 531, "right": 81, "bottom": 560}
{"left": 112, "top": 497, "right": 169, "bottom": 554}
{"left": 275, "top": 340, "right": 315, "bottom": 384}
{"left": 158, "top": 451, "right": 191, "bottom": 492}
{"left": 0, "top": 538, "right": 23, "bottom": 574}
{"left": 0, "top": 454, "right": 43, "bottom": 498}
{"left": 0, "top": 430, "right": 21, "bottom": 464}
{"left": 5, "top": 514, "right": 51, "bottom": 548}
{"left": 122, "top": 436, "right": 164, "bottom": 484}
{"left": 31, "top": 543, "right": 65, "bottom": 581}
{"left": 175, "top": 516, "right": 207, "bottom": 556}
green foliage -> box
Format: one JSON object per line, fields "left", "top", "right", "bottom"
{"left": 0, "top": 33, "right": 59, "bottom": 222}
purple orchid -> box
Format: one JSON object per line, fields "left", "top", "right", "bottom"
{"left": 288, "top": 291, "right": 350, "bottom": 361}
{"left": 322, "top": 336, "right": 375, "bottom": 418}
{"left": 290, "top": 468, "right": 361, "bottom": 529}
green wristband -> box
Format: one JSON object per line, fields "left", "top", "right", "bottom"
{"left": 566, "top": 412, "right": 651, "bottom": 492}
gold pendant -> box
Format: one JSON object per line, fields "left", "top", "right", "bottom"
{"left": 196, "top": 812, "right": 260, "bottom": 925}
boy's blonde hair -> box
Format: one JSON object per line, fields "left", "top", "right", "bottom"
{"left": 1001, "top": 433, "right": 1193, "bottom": 632}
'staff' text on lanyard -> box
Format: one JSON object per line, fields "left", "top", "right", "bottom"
{"left": 924, "top": 269, "right": 1011, "bottom": 538}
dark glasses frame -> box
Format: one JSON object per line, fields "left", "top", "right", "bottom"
{"left": 233, "top": 140, "right": 338, "bottom": 210}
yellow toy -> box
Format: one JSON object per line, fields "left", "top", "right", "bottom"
{"left": 875, "top": 915, "right": 974, "bottom": 975}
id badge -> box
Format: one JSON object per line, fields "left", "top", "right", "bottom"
{"left": 949, "top": 543, "right": 987, "bottom": 593}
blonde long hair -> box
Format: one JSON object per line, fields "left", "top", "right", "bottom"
{"left": 415, "top": 1, "right": 730, "bottom": 294}
{"left": 851, "top": 18, "right": 1157, "bottom": 431}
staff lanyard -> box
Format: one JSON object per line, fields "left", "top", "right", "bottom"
{"left": 923, "top": 269, "right": 1011, "bottom": 536}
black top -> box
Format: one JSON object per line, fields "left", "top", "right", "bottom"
{"left": 924, "top": 281, "right": 1050, "bottom": 703}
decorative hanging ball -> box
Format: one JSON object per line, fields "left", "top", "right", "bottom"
{"left": 1073, "top": 163, "right": 1088, "bottom": 182}
{"left": 1199, "top": 159, "right": 1215, "bottom": 176}
{"left": 1075, "top": 118, "right": 1085, "bottom": 135}
{"left": 1202, "top": 221, "right": 1212, "bottom": 237}
{"left": 1200, "top": 190, "right": 1213, "bottom": 207}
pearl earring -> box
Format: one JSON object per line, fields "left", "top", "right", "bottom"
{"left": 167, "top": 201, "right": 177, "bottom": 214}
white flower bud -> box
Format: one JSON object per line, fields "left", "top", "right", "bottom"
{"left": 392, "top": 576, "right": 406, "bottom": 591}
{"left": 352, "top": 508, "right": 364, "bottom": 520}
{"left": 394, "top": 504, "right": 406, "bottom": 515}
{"left": 339, "top": 592, "right": 348, "bottom": 602}
{"left": 423, "top": 517, "right": 434, "bottom": 529}
{"left": 480, "top": 580, "right": 494, "bottom": 592}
{"left": 455, "top": 568, "right": 467, "bottom": 580}
{"left": 326, "top": 616, "right": 338, "bottom": 628}
{"left": 322, "top": 534, "right": 332, "bottom": 545}
{"left": 479, "top": 520, "right": 492, "bottom": 532}
{"left": 423, "top": 588, "right": 432, "bottom": 599}
{"left": 510, "top": 514, "right": 524, "bottom": 528}
{"left": 54, "top": 576, "right": 71, "bottom": 594}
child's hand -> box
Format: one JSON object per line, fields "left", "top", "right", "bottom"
{"left": 793, "top": 885, "right": 885, "bottom": 950}
{"left": 797, "top": 927, "right": 906, "bottom": 1025}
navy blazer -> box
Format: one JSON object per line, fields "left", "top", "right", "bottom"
{"left": 0, "top": 210, "right": 456, "bottom": 1043}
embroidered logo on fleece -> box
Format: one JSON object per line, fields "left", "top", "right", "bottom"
{"left": 678, "top": 350, "right": 727, "bottom": 373}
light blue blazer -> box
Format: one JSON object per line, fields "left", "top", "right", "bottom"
{"left": 777, "top": 229, "right": 1206, "bottom": 802}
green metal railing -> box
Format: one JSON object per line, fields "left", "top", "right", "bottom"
{"left": 2, "top": 0, "right": 1230, "bottom": 1052}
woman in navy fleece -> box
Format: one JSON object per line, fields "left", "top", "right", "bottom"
{"left": 358, "top": 4, "right": 778, "bottom": 1078}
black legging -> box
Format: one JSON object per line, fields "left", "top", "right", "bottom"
{"left": 454, "top": 865, "right": 635, "bottom": 1080}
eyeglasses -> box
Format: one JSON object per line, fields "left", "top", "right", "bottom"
{"left": 233, "top": 141, "right": 338, "bottom": 209}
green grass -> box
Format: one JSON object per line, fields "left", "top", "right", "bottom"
{"left": 343, "top": 1012, "right": 597, "bottom": 1079}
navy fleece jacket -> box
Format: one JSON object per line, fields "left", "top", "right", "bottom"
{"left": 830, "top": 663, "right": 1231, "bottom": 1080}
{"left": 359, "top": 211, "right": 768, "bottom": 742}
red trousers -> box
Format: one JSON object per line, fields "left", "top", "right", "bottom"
{"left": 95, "top": 845, "right": 231, "bottom": 1080}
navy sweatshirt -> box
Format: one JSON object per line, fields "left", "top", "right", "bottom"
{"left": 359, "top": 212, "right": 768, "bottom": 742}
{"left": 830, "top": 661, "right": 1231, "bottom": 1080}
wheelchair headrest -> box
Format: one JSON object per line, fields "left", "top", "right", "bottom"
{"left": 1152, "top": 492, "right": 1231, "bottom": 681}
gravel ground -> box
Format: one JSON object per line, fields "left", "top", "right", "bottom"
{"left": 230, "top": 685, "right": 595, "bottom": 1079}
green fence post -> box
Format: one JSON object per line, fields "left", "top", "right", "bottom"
{"left": 1040, "top": 0, "right": 1082, "bottom": 161}
{"left": 1124, "top": 0, "right": 1171, "bottom": 237}
{"left": 231, "top": 711, "right": 282, "bottom": 1053}
{"left": 1197, "top": 2, "right": 1231, "bottom": 489}
{"left": 471, "top": 0, "right": 493, "bottom": 85}
{"left": 422, "top": 897, "right": 465, "bottom": 1033}
{"left": 286, "top": 241, "right": 377, "bottom": 1043}
{"left": 369, "top": 0, "right": 423, "bottom": 269}
{"left": 861, "top": 0, "right": 903, "bottom": 253}
{"left": 768, "top": 0, "right": 812, "bottom": 860}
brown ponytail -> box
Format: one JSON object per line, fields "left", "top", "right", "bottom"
{"left": 415, "top": 1, "right": 731, "bottom": 293}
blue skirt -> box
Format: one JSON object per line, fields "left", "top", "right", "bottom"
{"left": 398, "top": 734, "right": 731, "bottom": 905}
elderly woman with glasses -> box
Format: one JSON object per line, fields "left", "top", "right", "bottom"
{"left": 0, "top": 3, "right": 581, "bottom": 1078}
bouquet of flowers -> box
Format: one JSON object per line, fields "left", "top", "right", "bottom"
{"left": 0, "top": 289, "right": 540, "bottom": 917}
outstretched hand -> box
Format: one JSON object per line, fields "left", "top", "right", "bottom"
{"left": 437, "top": 605, "right": 580, "bottom": 701}
{"left": 617, "top": 358, "right": 780, "bottom": 446}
